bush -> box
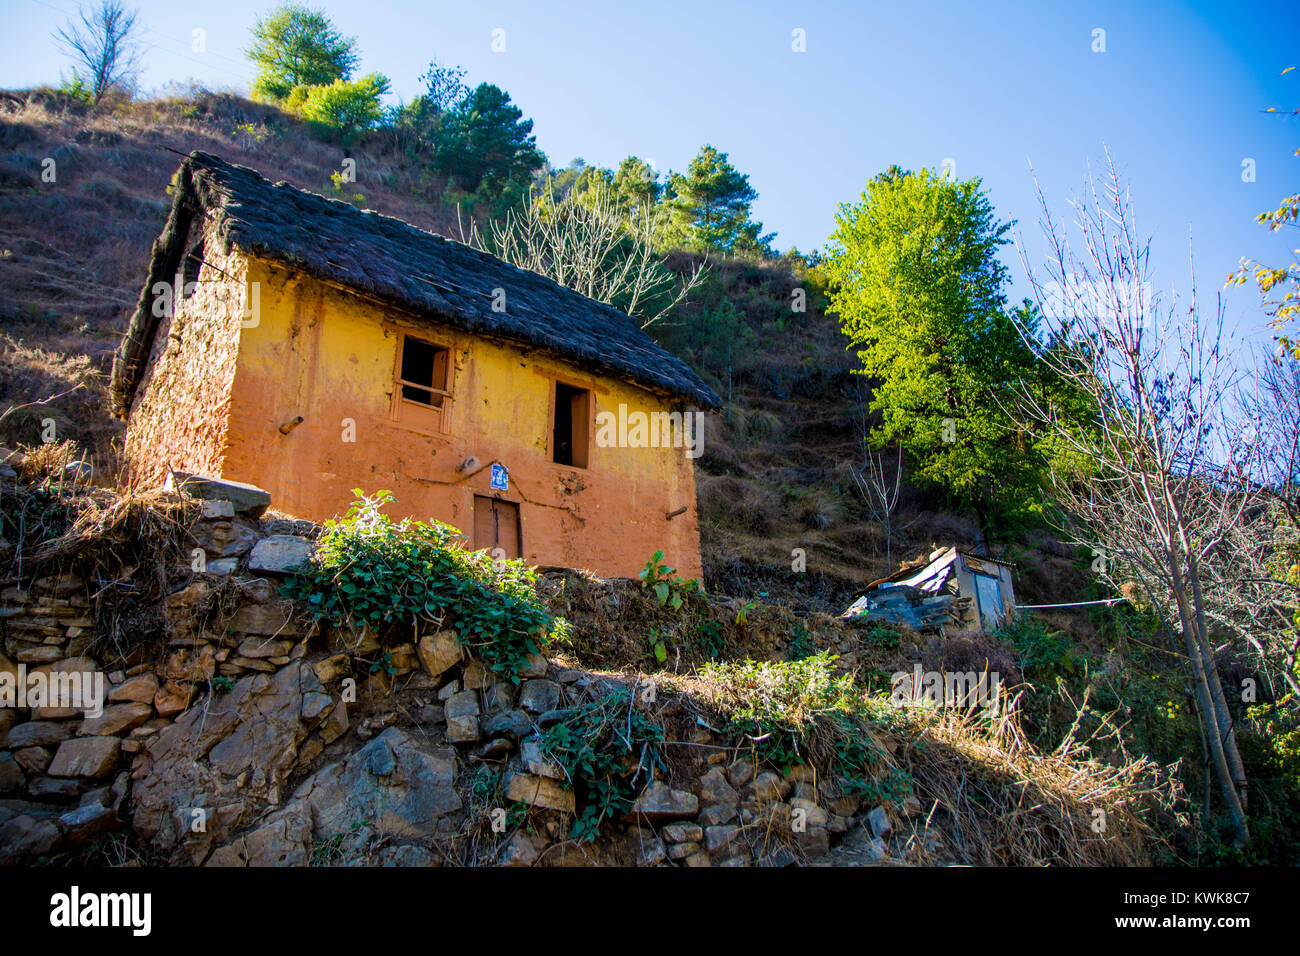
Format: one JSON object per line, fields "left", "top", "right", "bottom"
{"left": 282, "top": 490, "right": 565, "bottom": 681}
{"left": 539, "top": 687, "right": 665, "bottom": 842}
{"left": 284, "top": 73, "right": 390, "bottom": 136}
{"left": 700, "top": 652, "right": 900, "bottom": 795}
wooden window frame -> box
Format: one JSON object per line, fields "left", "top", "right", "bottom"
{"left": 548, "top": 378, "right": 594, "bottom": 471}
{"left": 389, "top": 328, "right": 454, "bottom": 436}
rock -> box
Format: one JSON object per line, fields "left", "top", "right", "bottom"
{"left": 726, "top": 759, "right": 755, "bottom": 789}
{"left": 901, "top": 794, "right": 923, "bottom": 817}
{"left": 681, "top": 849, "right": 711, "bottom": 867}
{"left": 48, "top": 737, "right": 120, "bottom": 778}
{"left": 210, "top": 728, "right": 461, "bottom": 866}
{"left": 0, "top": 814, "right": 61, "bottom": 865}
{"left": 662, "top": 822, "right": 703, "bottom": 844}
{"left": 667, "top": 841, "right": 701, "bottom": 860}
{"left": 521, "top": 739, "right": 564, "bottom": 779}
{"left": 627, "top": 827, "right": 667, "bottom": 866}
{"left": 0, "top": 752, "right": 25, "bottom": 792}
{"left": 519, "top": 679, "right": 561, "bottom": 714}
{"left": 475, "top": 738, "right": 513, "bottom": 759}
{"left": 131, "top": 662, "right": 333, "bottom": 862}
{"left": 235, "top": 637, "right": 295, "bottom": 659}
{"left": 699, "top": 767, "right": 740, "bottom": 807}
{"left": 462, "top": 660, "right": 491, "bottom": 690}
{"left": 790, "top": 799, "right": 830, "bottom": 829}
{"left": 191, "top": 521, "right": 261, "bottom": 558}
{"left": 445, "top": 691, "right": 479, "bottom": 719}
{"left": 228, "top": 602, "right": 298, "bottom": 636}
{"left": 59, "top": 802, "right": 118, "bottom": 846}
{"left": 484, "top": 682, "right": 515, "bottom": 713}
{"left": 756, "top": 846, "right": 798, "bottom": 868}
{"left": 377, "top": 844, "right": 436, "bottom": 867}
{"left": 753, "top": 771, "right": 791, "bottom": 803}
{"left": 481, "top": 710, "right": 531, "bottom": 740}
{"left": 796, "top": 826, "right": 831, "bottom": 857}
{"left": 207, "top": 558, "right": 240, "bottom": 576}
{"left": 704, "top": 824, "right": 741, "bottom": 854}
{"left": 6, "top": 720, "right": 74, "bottom": 749}
{"left": 13, "top": 747, "right": 51, "bottom": 774}
{"left": 416, "top": 630, "right": 461, "bottom": 679}
{"left": 247, "top": 535, "right": 313, "bottom": 575}
{"left": 312, "top": 655, "right": 350, "bottom": 684}
{"left": 506, "top": 772, "right": 575, "bottom": 812}
{"left": 446, "top": 715, "right": 479, "bottom": 744}
{"left": 28, "top": 776, "right": 83, "bottom": 798}
{"left": 201, "top": 500, "right": 236, "bottom": 519}
{"left": 14, "top": 646, "right": 63, "bottom": 664}
{"left": 698, "top": 804, "right": 737, "bottom": 827}
{"left": 868, "top": 805, "right": 891, "bottom": 838}
{"left": 153, "top": 680, "right": 194, "bottom": 717}
{"left": 437, "top": 680, "right": 460, "bottom": 701}
{"left": 499, "top": 830, "right": 548, "bottom": 867}
{"left": 108, "top": 673, "right": 158, "bottom": 704}
{"left": 629, "top": 781, "right": 698, "bottom": 822}
{"left": 78, "top": 702, "right": 153, "bottom": 736}
{"left": 520, "top": 653, "right": 548, "bottom": 678}
{"left": 537, "top": 708, "right": 573, "bottom": 729}
{"left": 171, "top": 473, "right": 271, "bottom": 516}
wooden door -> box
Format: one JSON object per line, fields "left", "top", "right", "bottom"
{"left": 474, "top": 496, "right": 521, "bottom": 559}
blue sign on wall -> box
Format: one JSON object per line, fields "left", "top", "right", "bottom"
{"left": 490, "top": 463, "right": 509, "bottom": 491}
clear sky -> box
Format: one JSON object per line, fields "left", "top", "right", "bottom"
{"left": 3, "top": 0, "right": 1297, "bottom": 343}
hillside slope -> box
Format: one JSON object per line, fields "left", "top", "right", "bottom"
{"left": 0, "top": 87, "right": 1089, "bottom": 616}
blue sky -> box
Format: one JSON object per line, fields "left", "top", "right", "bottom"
{"left": 3, "top": 0, "right": 1297, "bottom": 342}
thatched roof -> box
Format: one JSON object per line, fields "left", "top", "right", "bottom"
{"left": 110, "top": 150, "right": 721, "bottom": 415}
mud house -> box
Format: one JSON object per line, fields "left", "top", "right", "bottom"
{"left": 110, "top": 151, "right": 720, "bottom": 579}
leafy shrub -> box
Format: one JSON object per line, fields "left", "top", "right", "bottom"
{"left": 700, "top": 653, "right": 898, "bottom": 795}
{"left": 284, "top": 72, "right": 390, "bottom": 135}
{"left": 539, "top": 687, "right": 665, "bottom": 842}
{"left": 637, "top": 549, "right": 700, "bottom": 611}
{"left": 992, "top": 613, "right": 1079, "bottom": 679}
{"left": 282, "top": 490, "right": 565, "bottom": 681}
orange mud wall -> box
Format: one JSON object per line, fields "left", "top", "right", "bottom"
{"left": 122, "top": 245, "right": 247, "bottom": 487}
{"left": 215, "top": 257, "right": 704, "bottom": 580}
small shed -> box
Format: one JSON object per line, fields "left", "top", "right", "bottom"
{"left": 840, "top": 547, "right": 1016, "bottom": 631}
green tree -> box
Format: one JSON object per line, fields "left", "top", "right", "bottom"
{"left": 824, "top": 166, "right": 1045, "bottom": 540}
{"left": 613, "top": 156, "right": 660, "bottom": 213}
{"left": 247, "top": 4, "right": 359, "bottom": 102}
{"left": 434, "top": 83, "right": 544, "bottom": 198}
{"left": 667, "top": 145, "right": 771, "bottom": 254}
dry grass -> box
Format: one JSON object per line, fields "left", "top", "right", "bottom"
{"left": 896, "top": 700, "right": 1174, "bottom": 866}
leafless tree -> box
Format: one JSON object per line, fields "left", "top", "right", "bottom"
{"left": 846, "top": 448, "right": 902, "bottom": 562}
{"left": 52, "top": 0, "right": 144, "bottom": 104}
{"left": 459, "top": 182, "right": 705, "bottom": 329}
{"left": 1012, "top": 150, "right": 1253, "bottom": 846}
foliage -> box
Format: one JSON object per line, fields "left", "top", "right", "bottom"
{"left": 433, "top": 83, "right": 544, "bottom": 202}
{"left": 992, "top": 613, "right": 1080, "bottom": 681}
{"left": 281, "top": 490, "right": 563, "bottom": 682}
{"left": 637, "top": 549, "right": 700, "bottom": 611}
{"left": 247, "top": 3, "right": 359, "bottom": 102}
{"left": 539, "top": 687, "right": 665, "bottom": 842}
{"left": 700, "top": 653, "right": 896, "bottom": 795}
{"left": 665, "top": 145, "right": 772, "bottom": 255}
{"left": 284, "top": 72, "right": 390, "bottom": 136}
{"left": 824, "top": 166, "right": 1056, "bottom": 536}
